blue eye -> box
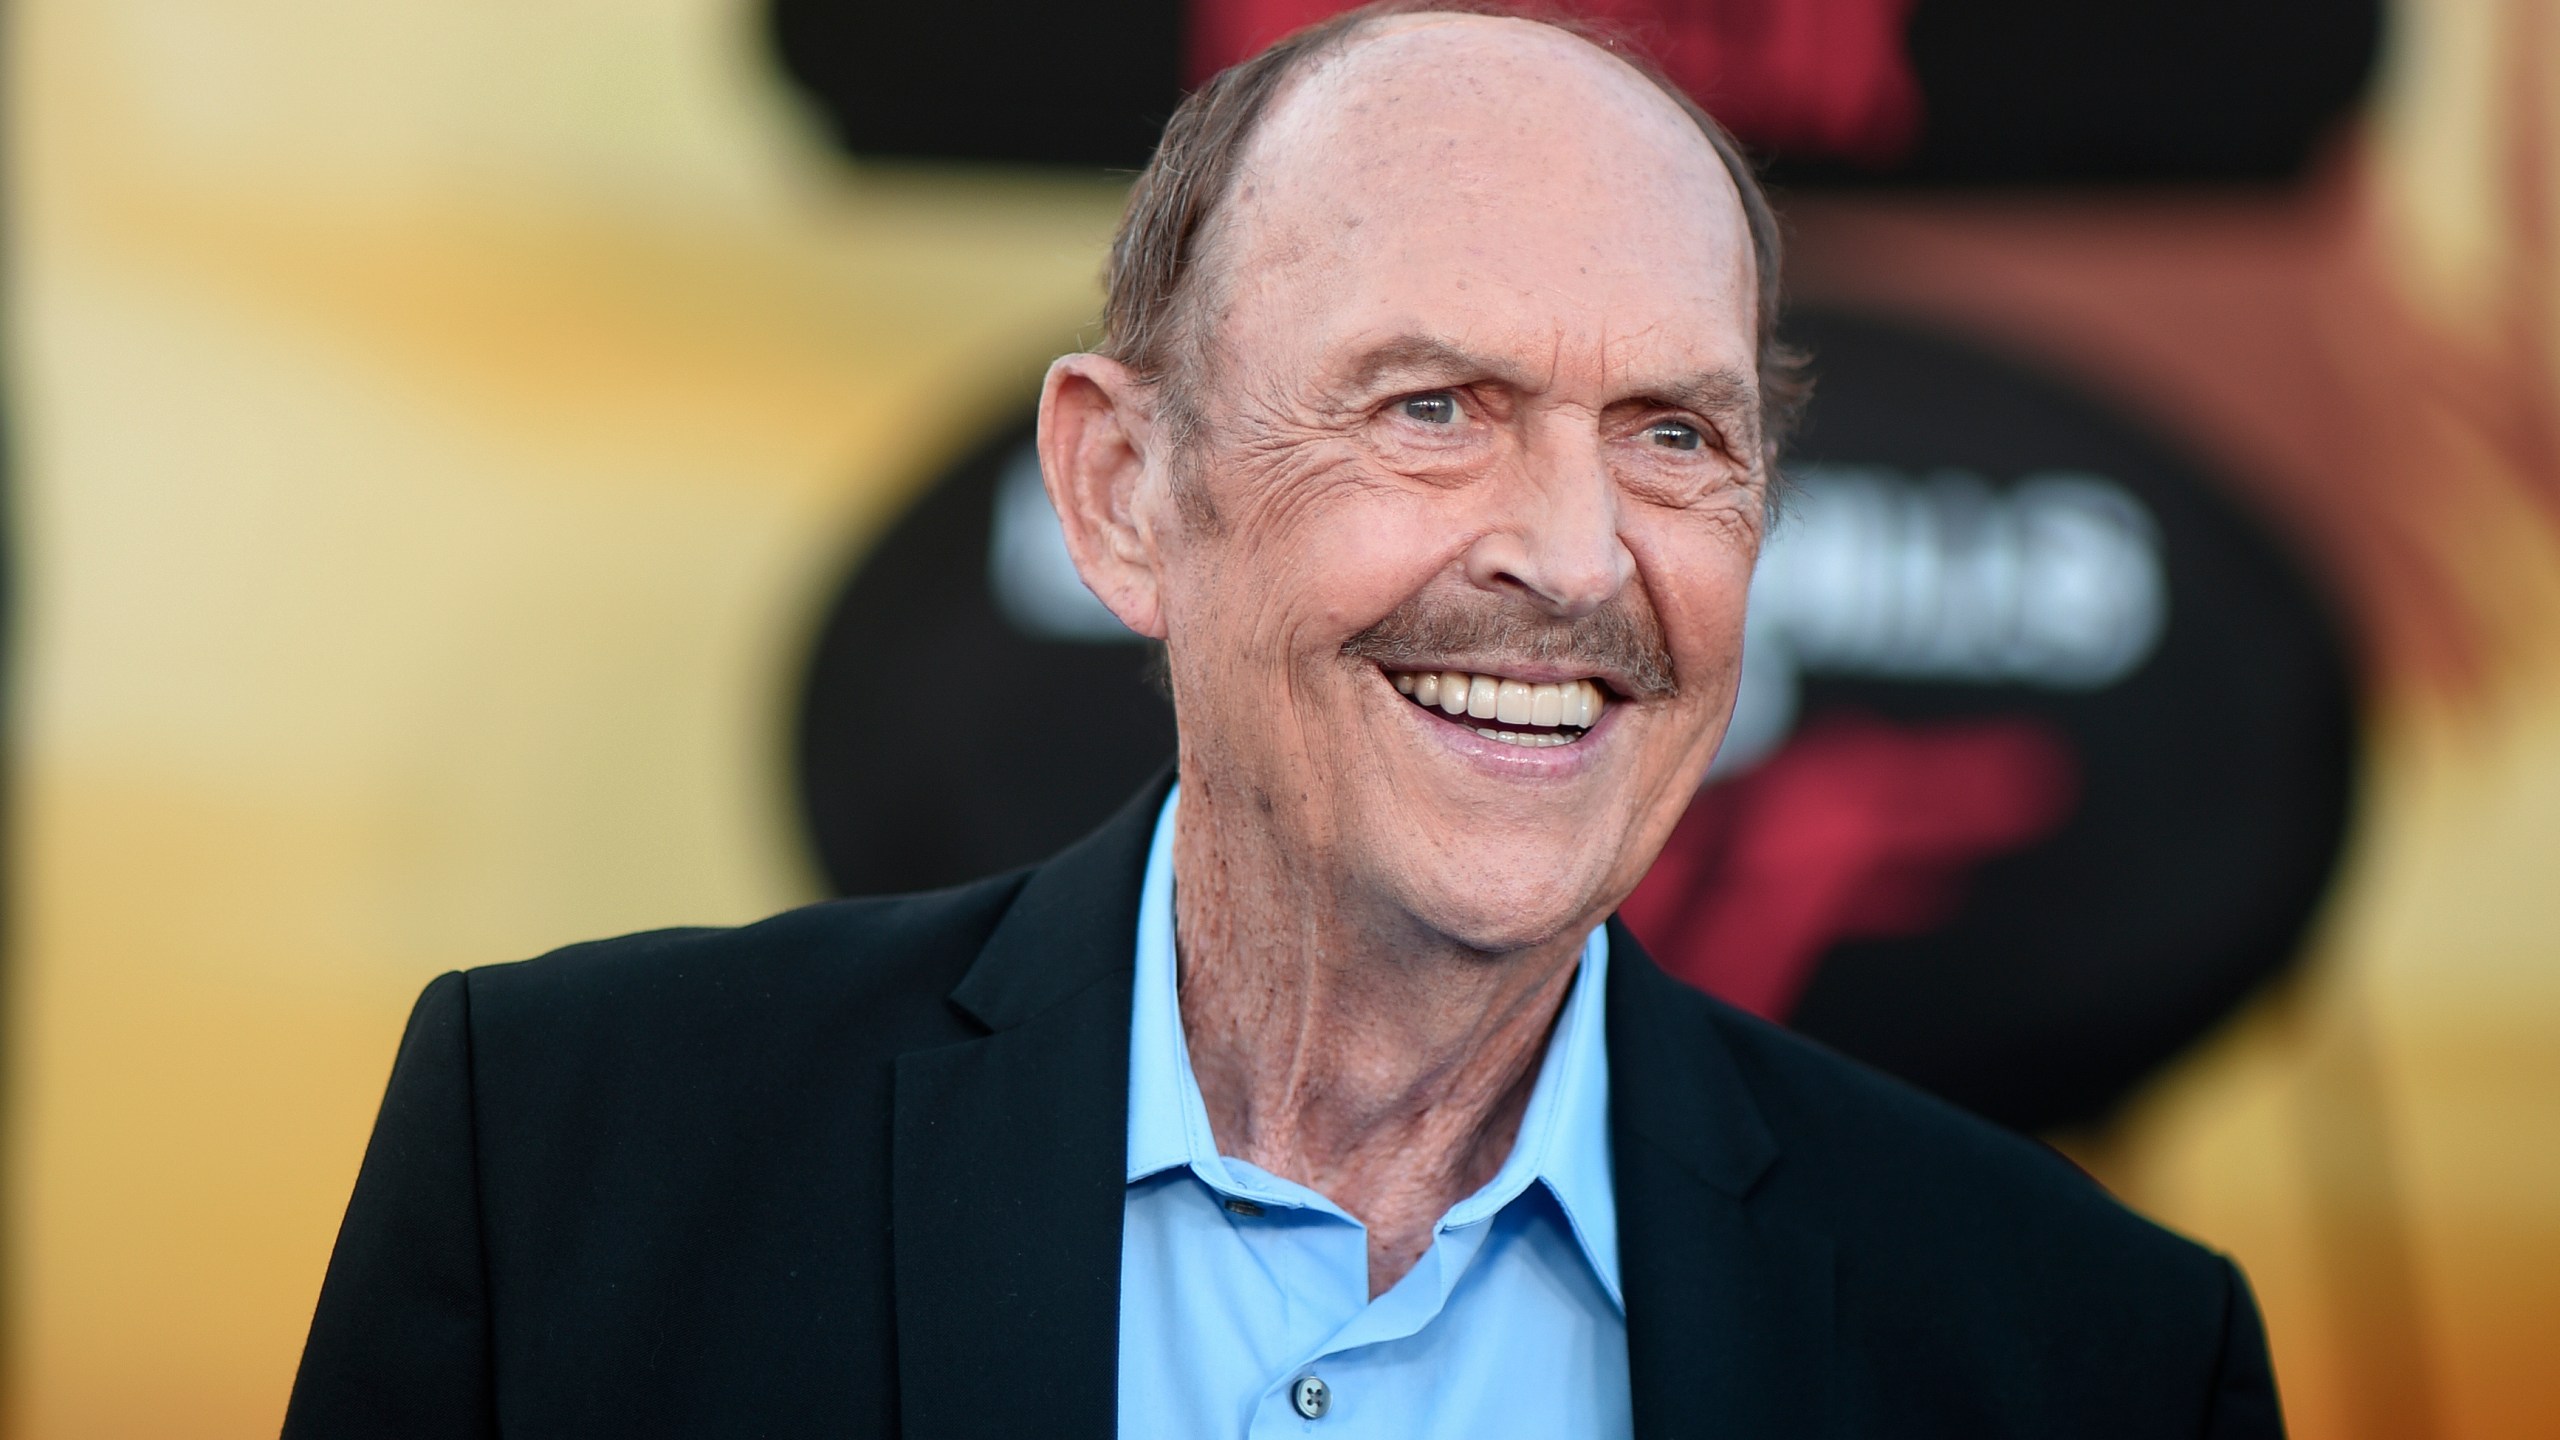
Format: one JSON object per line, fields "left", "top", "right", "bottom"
{"left": 1646, "top": 421, "right": 1704, "bottom": 451}
{"left": 1400, "top": 393, "right": 1460, "bottom": 425}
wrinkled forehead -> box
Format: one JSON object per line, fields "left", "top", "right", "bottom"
{"left": 1206, "top": 15, "right": 1757, "bottom": 377}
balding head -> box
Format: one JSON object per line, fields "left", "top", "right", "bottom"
{"left": 1037, "top": 0, "right": 1784, "bottom": 957}
{"left": 1102, "top": 1, "right": 1804, "bottom": 470}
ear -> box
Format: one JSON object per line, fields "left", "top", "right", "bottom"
{"left": 1036, "top": 353, "right": 1172, "bottom": 639}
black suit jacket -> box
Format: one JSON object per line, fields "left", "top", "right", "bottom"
{"left": 285, "top": 776, "right": 2283, "bottom": 1438}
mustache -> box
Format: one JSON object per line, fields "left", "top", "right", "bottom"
{"left": 1341, "top": 587, "right": 1679, "bottom": 699}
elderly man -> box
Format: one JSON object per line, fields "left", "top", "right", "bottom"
{"left": 286, "top": 5, "right": 2282, "bottom": 1437}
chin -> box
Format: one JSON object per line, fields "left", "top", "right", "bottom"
{"left": 1337, "top": 790, "right": 1644, "bottom": 956}
{"left": 1399, "top": 865, "right": 1617, "bottom": 957}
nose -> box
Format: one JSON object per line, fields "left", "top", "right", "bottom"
{"left": 1462, "top": 446, "right": 1635, "bottom": 619}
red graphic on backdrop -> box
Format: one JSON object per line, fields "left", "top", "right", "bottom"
{"left": 1184, "top": 0, "right": 1921, "bottom": 165}
{"left": 1619, "top": 714, "right": 2078, "bottom": 1019}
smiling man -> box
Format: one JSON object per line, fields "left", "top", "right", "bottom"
{"left": 286, "top": 5, "right": 2283, "bottom": 1438}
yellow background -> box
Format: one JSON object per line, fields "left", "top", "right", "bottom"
{"left": 5, "top": 1, "right": 2555, "bottom": 1435}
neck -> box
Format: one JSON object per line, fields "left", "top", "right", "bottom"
{"left": 1170, "top": 773, "right": 1587, "bottom": 1297}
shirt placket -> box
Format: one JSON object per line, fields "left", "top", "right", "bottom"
{"left": 1243, "top": 1212, "right": 1500, "bottom": 1434}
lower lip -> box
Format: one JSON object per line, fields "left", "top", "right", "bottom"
{"left": 1384, "top": 679, "right": 1619, "bottom": 780}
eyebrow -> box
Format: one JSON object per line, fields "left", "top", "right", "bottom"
{"left": 1335, "top": 333, "right": 1762, "bottom": 442}
{"left": 1339, "top": 335, "right": 1538, "bottom": 396}
{"left": 1650, "top": 368, "right": 1763, "bottom": 451}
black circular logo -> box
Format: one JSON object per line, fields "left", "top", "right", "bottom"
{"left": 794, "top": 309, "right": 2357, "bottom": 1131}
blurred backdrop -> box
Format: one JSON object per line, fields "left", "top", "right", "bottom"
{"left": 5, "top": 0, "right": 2556, "bottom": 1435}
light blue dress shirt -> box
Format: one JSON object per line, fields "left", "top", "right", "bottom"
{"left": 1118, "top": 787, "right": 1632, "bottom": 1438}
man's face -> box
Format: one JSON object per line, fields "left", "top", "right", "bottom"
{"left": 1146, "top": 19, "right": 1766, "bottom": 953}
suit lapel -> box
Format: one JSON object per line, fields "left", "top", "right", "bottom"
{"left": 891, "top": 776, "right": 1171, "bottom": 1440}
{"left": 1608, "top": 920, "right": 1837, "bottom": 1440}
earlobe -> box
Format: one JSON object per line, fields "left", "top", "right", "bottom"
{"left": 1036, "top": 354, "right": 1170, "bottom": 640}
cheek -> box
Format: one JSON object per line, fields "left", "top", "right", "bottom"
{"left": 1204, "top": 459, "right": 1465, "bottom": 656}
{"left": 1643, "top": 524, "right": 1760, "bottom": 689}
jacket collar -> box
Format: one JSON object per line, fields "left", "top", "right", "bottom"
{"left": 1604, "top": 917, "right": 1779, "bottom": 1198}
{"left": 889, "top": 771, "right": 1170, "bottom": 1440}
{"left": 1608, "top": 920, "right": 1836, "bottom": 1437}
{"left": 947, "top": 770, "right": 1174, "bottom": 1032}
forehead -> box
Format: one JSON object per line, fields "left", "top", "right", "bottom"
{"left": 1210, "top": 16, "right": 1757, "bottom": 387}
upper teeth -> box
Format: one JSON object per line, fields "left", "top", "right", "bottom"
{"left": 1389, "top": 670, "right": 1605, "bottom": 729}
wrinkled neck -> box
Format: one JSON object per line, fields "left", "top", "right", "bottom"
{"left": 1169, "top": 771, "right": 1584, "bottom": 1294}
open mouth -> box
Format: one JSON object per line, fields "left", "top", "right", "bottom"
{"left": 1385, "top": 669, "right": 1608, "bottom": 748}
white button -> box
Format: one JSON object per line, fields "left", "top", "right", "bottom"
{"left": 1291, "top": 1375, "right": 1332, "bottom": 1419}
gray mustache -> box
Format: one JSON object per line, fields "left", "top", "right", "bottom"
{"left": 1341, "top": 591, "right": 1678, "bottom": 699}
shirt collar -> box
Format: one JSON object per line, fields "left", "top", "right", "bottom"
{"left": 1124, "top": 784, "right": 1621, "bottom": 1308}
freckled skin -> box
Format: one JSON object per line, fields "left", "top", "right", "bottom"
{"left": 1038, "top": 15, "right": 1765, "bottom": 1296}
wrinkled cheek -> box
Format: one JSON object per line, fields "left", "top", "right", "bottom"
{"left": 1673, "top": 560, "right": 1755, "bottom": 659}
{"left": 1689, "top": 617, "right": 1749, "bottom": 698}
{"left": 1686, "top": 638, "right": 1749, "bottom": 741}
{"left": 1172, "top": 584, "right": 1334, "bottom": 768}
{"left": 1277, "top": 624, "right": 1369, "bottom": 767}
{"left": 1661, "top": 593, "right": 1753, "bottom": 766}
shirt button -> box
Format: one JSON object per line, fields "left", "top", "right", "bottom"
{"left": 1291, "top": 1375, "right": 1332, "bottom": 1419}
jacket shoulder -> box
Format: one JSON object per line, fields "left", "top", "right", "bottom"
{"left": 344, "top": 875, "right": 1031, "bottom": 1435}
{"left": 1666, "top": 984, "right": 2255, "bottom": 1427}
{"left": 1702, "top": 991, "right": 2214, "bottom": 1273}
{"left": 458, "top": 870, "right": 1030, "bottom": 1076}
